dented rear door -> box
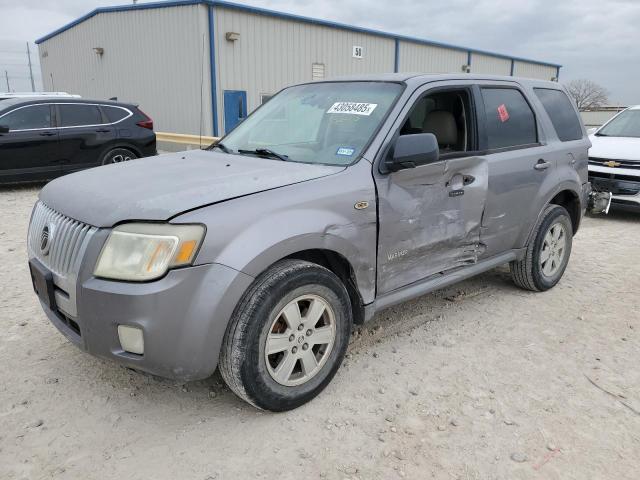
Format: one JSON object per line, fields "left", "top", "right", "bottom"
{"left": 475, "top": 82, "right": 556, "bottom": 256}
{"left": 373, "top": 81, "right": 488, "bottom": 295}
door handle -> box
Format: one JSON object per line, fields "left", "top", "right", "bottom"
{"left": 534, "top": 159, "right": 551, "bottom": 171}
{"left": 95, "top": 128, "right": 111, "bottom": 133}
{"left": 39, "top": 131, "right": 56, "bottom": 137}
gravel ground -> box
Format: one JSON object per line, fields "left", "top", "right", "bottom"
{"left": 1, "top": 185, "right": 638, "bottom": 480}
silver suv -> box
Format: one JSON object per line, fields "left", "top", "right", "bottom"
{"left": 28, "top": 74, "right": 593, "bottom": 411}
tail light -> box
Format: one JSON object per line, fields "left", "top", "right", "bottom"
{"left": 136, "top": 108, "right": 153, "bottom": 130}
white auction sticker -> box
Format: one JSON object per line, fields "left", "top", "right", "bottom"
{"left": 327, "top": 102, "right": 378, "bottom": 116}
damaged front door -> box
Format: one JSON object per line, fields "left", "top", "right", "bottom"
{"left": 374, "top": 83, "right": 488, "bottom": 295}
{"left": 376, "top": 156, "right": 488, "bottom": 294}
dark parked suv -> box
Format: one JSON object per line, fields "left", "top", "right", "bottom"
{"left": 0, "top": 98, "right": 156, "bottom": 184}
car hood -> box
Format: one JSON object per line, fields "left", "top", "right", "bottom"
{"left": 39, "top": 150, "right": 343, "bottom": 227}
{"left": 589, "top": 135, "right": 640, "bottom": 161}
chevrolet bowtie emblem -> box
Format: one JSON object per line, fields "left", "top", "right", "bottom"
{"left": 603, "top": 160, "right": 621, "bottom": 168}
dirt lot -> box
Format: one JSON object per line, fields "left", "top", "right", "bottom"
{"left": 1, "top": 185, "right": 638, "bottom": 480}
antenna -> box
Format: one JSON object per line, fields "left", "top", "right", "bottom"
{"left": 27, "top": 42, "right": 36, "bottom": 92}
{"left": 199, "top": 33, "right": 205, "bottom": 149}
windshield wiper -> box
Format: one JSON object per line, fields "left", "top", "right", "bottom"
{"left": 209, "top": 142, "right": 234, "bottom": 153}
{"left": 237, "top": 148, "right": 289, "bottom": 162}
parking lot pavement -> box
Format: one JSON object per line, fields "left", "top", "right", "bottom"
{"left": 1, "top": 184, "right": 638, "bottom": 480}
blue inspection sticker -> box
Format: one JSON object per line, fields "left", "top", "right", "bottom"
{"left": 336, "top": 147, "right": 355, "bottom": 157}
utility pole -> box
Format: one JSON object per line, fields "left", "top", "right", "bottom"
{"left": 4, "top": 70, "right": 9, "bottom": 92}
{"left": 26, "top": 42, "right": 36, "bottom": 92}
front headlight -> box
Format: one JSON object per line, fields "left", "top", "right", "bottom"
{"left": 94, "top": 223, "right": 205, "bottom": 281}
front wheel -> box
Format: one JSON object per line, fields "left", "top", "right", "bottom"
{"left": 219, "top": 260, "right": 353, "bottom": 411}
{"left": 510, "top": 204, "right": 573, "bottom": 291}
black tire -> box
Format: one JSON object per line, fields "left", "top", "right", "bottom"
{"left": 219, "top": 260, "right": 353, "bottom": 411}
{"left": 101, "top": 148, "right": 137, "bottom": 165}
{"left": 510, "top": 204, "right": 573, "bottom": 291}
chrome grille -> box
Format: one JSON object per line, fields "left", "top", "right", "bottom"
{"left": 589, "top": 157, "right": 640, "bottom": 170}
{"left": 28, "top": 201, "right": 98, "bottom": 317}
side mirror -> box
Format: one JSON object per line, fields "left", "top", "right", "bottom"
{"left": 386, "top": 133, "right": 440, "bottom": 172}
{"left": 0, "top": 125, "right": 9, "bottom": 134}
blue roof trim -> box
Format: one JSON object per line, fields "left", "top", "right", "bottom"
{"left": 35, "top": 0, "right": 562, "bottom": 69}
{"left": 207, "top": 5, "right": 219, "bottom": 136}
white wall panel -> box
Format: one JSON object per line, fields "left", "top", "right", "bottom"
{"left": 38, "top": 5, "right": 212, "bottom": 135}
{"left": 471, "top": 53, "right": 511, "bottom": 75}
{"left": 213, "top": 6, "right": 395, "bottom": 132}
{"left": 398, "top": 42, "right": 467, "bottom": 74}
{"left": 513, "top": 61, "right": 557, "bottom": 81}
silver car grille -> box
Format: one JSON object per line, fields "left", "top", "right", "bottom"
{"left": 28, "top": 201, "right": 98, "bottom": 317}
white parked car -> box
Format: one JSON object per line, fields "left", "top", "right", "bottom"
{"left": 588, "top": 105, "right": 640, "bottom": 211}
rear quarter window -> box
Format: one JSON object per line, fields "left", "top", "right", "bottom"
{"left": 102, "top": 106, "right": 130, "bottom": 123}
{"left": 534, "top": 88, "right": 583, "bottom": 141}
{"left": 481, "top": 88, "right": 537, "bottom": 150}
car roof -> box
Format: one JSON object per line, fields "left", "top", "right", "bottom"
{"left": 0, "top": 97, "right": 137, "bottom": 112}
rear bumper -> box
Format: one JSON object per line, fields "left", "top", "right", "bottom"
{"left": 39, "top": 263, "right": 254, "bottom": 381}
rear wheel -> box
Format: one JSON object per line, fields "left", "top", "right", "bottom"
{"left": 219, "top": 260, "right": 352, "bottom": 411}
{"left": 511, "top": 204, "right": 573, "bottom": 291}
{"left": 101, "top": 148, "right": 137, "bottom": 165}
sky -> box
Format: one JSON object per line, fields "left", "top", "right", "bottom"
{"left": 1, "top": 0, "right": 638, "bottom": 105}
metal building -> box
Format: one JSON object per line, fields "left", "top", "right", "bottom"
{"left": 35, "top": 0, "right": 562, "bottom": 136}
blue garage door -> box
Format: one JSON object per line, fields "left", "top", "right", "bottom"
{"left": 223, "top": 90, "right": 247, "bottom": 133}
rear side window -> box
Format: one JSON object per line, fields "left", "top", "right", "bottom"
{"left": 102, "top": 106, "right": 130, "bottom": 123}
{"left": 0, "top": 104, "right": 52, "bottom": 131}
{"left": 481, "top": 88, "right": 537, "bottom": 149}
{"left": 58, "top": 104, "right": 104, "bottom": 127}
{"left": 534, "top": 88, "right": 583, "bottom": 141}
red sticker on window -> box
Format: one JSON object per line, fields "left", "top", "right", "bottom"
{"left": 497, "top": 104, "right": 510, "bottom": 123}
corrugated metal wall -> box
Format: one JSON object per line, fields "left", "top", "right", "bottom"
{"left": 212, "top": 6, "right": 395, "bottom": 132}
{"left": 398, "top": 42, "right": 467, "bottom": 74}
{"left": 471, "top": 53, "right": 511, "bottom": 75}
{"left": 38, "top": 5, "right": 213, "bottom": 135}
{"left": 513, "top": 61, "right": 557, "bottom": 81}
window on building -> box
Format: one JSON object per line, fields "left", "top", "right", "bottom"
{"left": 58, "top": 104, "right": 104, "bottom": 127}
{"left": 0, "top": 104, "right": 52, "bottom": 131}
{"left": 534, "top": 88, "right": 583, "bottom": 142}
{"left": 260, "top": 94, "right": 273, "bottom": 105}
{"left": 312, "top": 63, "right": 325, "bottom": 81}
{"left": 481, "top": 88, "right": 537, "bottom": 149}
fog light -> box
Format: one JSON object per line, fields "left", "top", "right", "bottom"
{"left": 118, "top": 325, "right": 144, "bottom": 355}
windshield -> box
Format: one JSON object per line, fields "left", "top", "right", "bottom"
{"left": 598, "top": 109, "right": 640, "bottom": 138}
{"left": 218, "top": 82, "right": 403, "bottom": 165}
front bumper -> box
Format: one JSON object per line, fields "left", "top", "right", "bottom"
{"left": 37, "top": 262, "right": 254, "bottom": 381}
{"left": 588, "top": 169, "right": 640, "bottom": 211}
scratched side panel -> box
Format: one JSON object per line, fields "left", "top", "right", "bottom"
{"left": 375, "top": 156, "right": 488, "bottom": 294}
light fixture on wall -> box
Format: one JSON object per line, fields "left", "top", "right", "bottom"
{"left": 93, "top": 47, "right": 104, "bottom": 56}
{"left": 461, "top": 64, "right": 470, "bottom": 73}
{"left": 225, "top": 32, "right": 240, "bottom": 41}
